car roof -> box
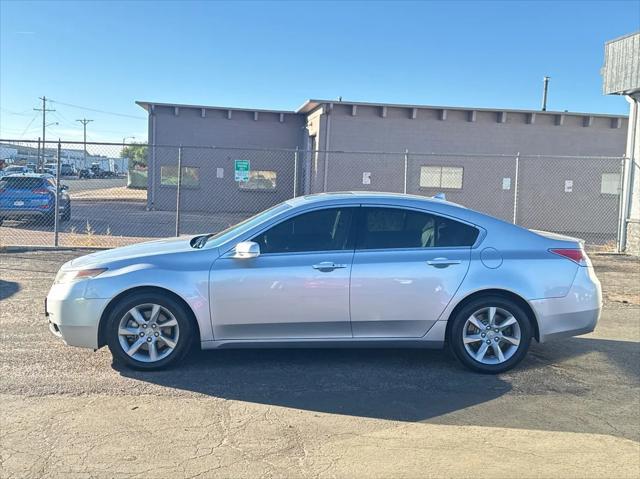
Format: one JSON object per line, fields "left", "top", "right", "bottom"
{"left": 3, "top": 173, "right": 51, "bottom": 179}
{"left": 285, "top": 191, "right": 513, "bottom": 229}
{"left": 289, "top": 191, "right": 462, "bottom": 208}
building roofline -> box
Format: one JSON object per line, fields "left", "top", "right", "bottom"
{"left": 604, "top": 31, "right": 639, "bottom": 45}
{"left": 296, "top": 99, "right": 627, "bottom": 118}
{"left": 135, "top": 101, "right": 296, "bottom": 115}
{"left": 134, "top": 99, "right": 627, "bottom": 120}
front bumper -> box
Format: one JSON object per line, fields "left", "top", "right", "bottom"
{"left": 45, "top": 281, "right": 109, "bottom": 349}
{"left": 531, "top": 266, "right": 602, "bottom": 343}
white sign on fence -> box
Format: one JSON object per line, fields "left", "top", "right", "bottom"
{"left": 565, "top": 180, "right": 573, "bottom": 193}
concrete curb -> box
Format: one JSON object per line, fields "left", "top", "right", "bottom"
{"left": 0, "top": 246, "right": 108, "bottom": 253}
{"left": 69, "top": 197, "right": 146, "bottom": 203}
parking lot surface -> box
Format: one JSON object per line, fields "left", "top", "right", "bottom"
{"left": 0, "top": 250, "right": 639, "bottom": 478}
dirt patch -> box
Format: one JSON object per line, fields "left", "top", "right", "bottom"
{"left": 591, "top": 253, "right": 640, "bottom": 305}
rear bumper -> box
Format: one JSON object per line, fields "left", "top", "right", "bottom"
{"left": 0, "top": 208, "right": 50, "bottom": 218}
{"left": 0, "top": 204, "right": 66, "bottom": 218}
{"left": 531, "top": 266, "right": 602, "bottom": 343}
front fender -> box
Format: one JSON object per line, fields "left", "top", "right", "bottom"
{"left": 85, "top": 261, "right": 214, "bottom": 342}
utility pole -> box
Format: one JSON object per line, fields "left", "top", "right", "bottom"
{"left": 541, "top": 76, "right": 550, "bottom": 111}
{"left": 34, "top": 96, "right": 55, "bottom": 169}
{"left": 76, "top": 118, "right": 93, "bottom": 168}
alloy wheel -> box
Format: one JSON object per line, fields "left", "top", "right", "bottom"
{"left": 462, "top": 306, "right": 521, "bottom": 365}
{"left": 117, "top": 303, "right": 180, "bottom": 363}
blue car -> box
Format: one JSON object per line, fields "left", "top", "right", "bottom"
{"left": 0, "top": 174, "right": 71, "bottom": 226}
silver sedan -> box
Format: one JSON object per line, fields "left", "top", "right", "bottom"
{"left": 46, "top": 192, "right": 601, "bottom": 373}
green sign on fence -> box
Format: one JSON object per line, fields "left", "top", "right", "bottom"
{"left": 234, "top": 160, "right": 250, "bottom": 182}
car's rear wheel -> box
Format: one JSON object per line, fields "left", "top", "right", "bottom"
{"left": 106, "top": 292, "right": 194, "bottom": 370}
{"left": 62, "top": 204, "right": 71, "bottom": 222}
{"left": 449, "top": 296, "right": 532, "bottom": 374}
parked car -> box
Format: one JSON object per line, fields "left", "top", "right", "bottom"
{"left": 3, "top": 165, "right": 33, "bottom": 175}
{"left": 90, "top": 163, "right": 116, "bottom": 178}
{"left": 46, "top": 192, "right": 601, "bottom": 373}
{"left": 0, "top": 174, "right": 71, "bottom": 226}
{"left": 78, "top": 168, "right": 94, "bottom": 179}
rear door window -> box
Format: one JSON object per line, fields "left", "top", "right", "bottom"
{"left": 357, "top": 207, "right": 479, "bottom": 249}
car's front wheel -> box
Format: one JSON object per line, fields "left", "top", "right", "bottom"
{"left": 449, "top": 296, "right": 532, "bottom": 374}
{"left": 106, "top": 292, "right": 194, "bottom": 370}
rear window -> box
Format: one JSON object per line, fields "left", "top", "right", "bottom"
{"left": 358, "top": 207, "right": 479, "bottom": 249}
{"left": 0, "top": 177, "right": 46, "bottom": 190}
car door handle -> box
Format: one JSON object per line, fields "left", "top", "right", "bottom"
{"left": 427, "top": 257, "right": 462, "bottom": 268}
{"left": 312, "top": 262, "right": 347, "bottom": 272}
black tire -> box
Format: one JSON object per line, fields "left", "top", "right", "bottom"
{"left": 106, "top": 291, "right": 194, "bottom": 370}
{"left": 448, "top": 295, "right": 532, "bottom": 374}
{"left": 62, "top": 204, "right": 71, "bottom": 222}
{"left": 43, "top": 211, "right": 56, "bottom": 226}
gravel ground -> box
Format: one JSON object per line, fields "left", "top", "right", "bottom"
{"left": 0, "top": 250, "right": 638, "bottom": 478}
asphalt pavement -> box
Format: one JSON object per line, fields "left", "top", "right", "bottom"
{"left": 0, "top": 250, "right": 638, "bottom": 478}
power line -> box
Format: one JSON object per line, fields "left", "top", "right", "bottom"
{"left": 19, "top": 113, "right": 39, "bottom": 138}
{"left": 51, "top": 110, "right": 76, "bottom": 127}
{"left": 0, "top": 107, "right": 33, "bottom": 117}
{"left": 48, "top": 99, "right": 146, "bottom": 120}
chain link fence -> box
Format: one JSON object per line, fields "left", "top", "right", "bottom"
{"left": 0, "top": 139, "right": 625, "bottom": 251}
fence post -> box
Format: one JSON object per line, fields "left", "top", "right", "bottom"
{"left": 175, "top": 145, "right": 183, "bottom": 237}
{"left": 403, "top": 149, "right": 409, "bottom": 194}
{"left": 323, "top": 151, "right": 329, "bottom": 192}
{"left": 617, "top": 155, "right": 629, "bottom": 253}
{"left": 54, "top": 140, "right": 61, "bottom": 247}
{"left": 293, "top": 147, "right": 299, "bottom": 198}
{"left": 512, "top": 152, "right": 520, "bottom": 224}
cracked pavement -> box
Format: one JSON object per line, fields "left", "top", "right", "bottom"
{"left": 0, "top": 250, "right": 639, "bottom": 478}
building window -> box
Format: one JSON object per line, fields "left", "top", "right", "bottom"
{"left": 160, "top": 166, "right": 200, "bottom": 187}
{"left": 420, "top": 166, "right": 463, "bottom": 189}
{"left": 239, "top": 170, "right": 277, "bottom": 191}
{"left": 600, "top": 173, "right": 620, "bottom": 195}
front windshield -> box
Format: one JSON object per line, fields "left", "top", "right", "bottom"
{"left": 204, "top": 201, "right": 292, "bottom": 247}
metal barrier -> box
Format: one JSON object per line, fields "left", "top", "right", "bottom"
{"left": 0, "top": 139, "right": 626, "bottom": 251}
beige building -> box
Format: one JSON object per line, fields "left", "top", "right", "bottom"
{"left": 137, "top": 97, "right": 628, "bottom": 244}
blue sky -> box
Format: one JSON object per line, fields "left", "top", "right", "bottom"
{"left": 1, "top": 0, "right": 638, "bottom": 142}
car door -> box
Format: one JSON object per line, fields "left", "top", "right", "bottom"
{"left": 350, "top": 206, "right": 477, "bottom": 338}
{"left": 210, "top": 207, "right": 357, "bottom": 340}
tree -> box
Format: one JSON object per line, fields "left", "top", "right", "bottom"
{"left": 120, "top": 143, "right": 148, "bottom": 169}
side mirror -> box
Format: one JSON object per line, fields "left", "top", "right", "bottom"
{"left": 61, "top": 184, "right": 69, "bottom": 191}
{"left": 233, "top": 241, "right": 260, "bottom": 259}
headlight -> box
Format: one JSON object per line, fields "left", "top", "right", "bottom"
{"left": 54, "top": 268, "right": 108, "bottom": 284}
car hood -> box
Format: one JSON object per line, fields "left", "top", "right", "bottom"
{"left": 69, "top": 236, "right": 199, "bottom": 269}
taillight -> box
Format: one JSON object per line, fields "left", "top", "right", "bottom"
{"left": 549, "top": 248, "right": 587, "bottom": 265}
{"left": 32, "top": 188, "right": 50, "bottom": 195}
